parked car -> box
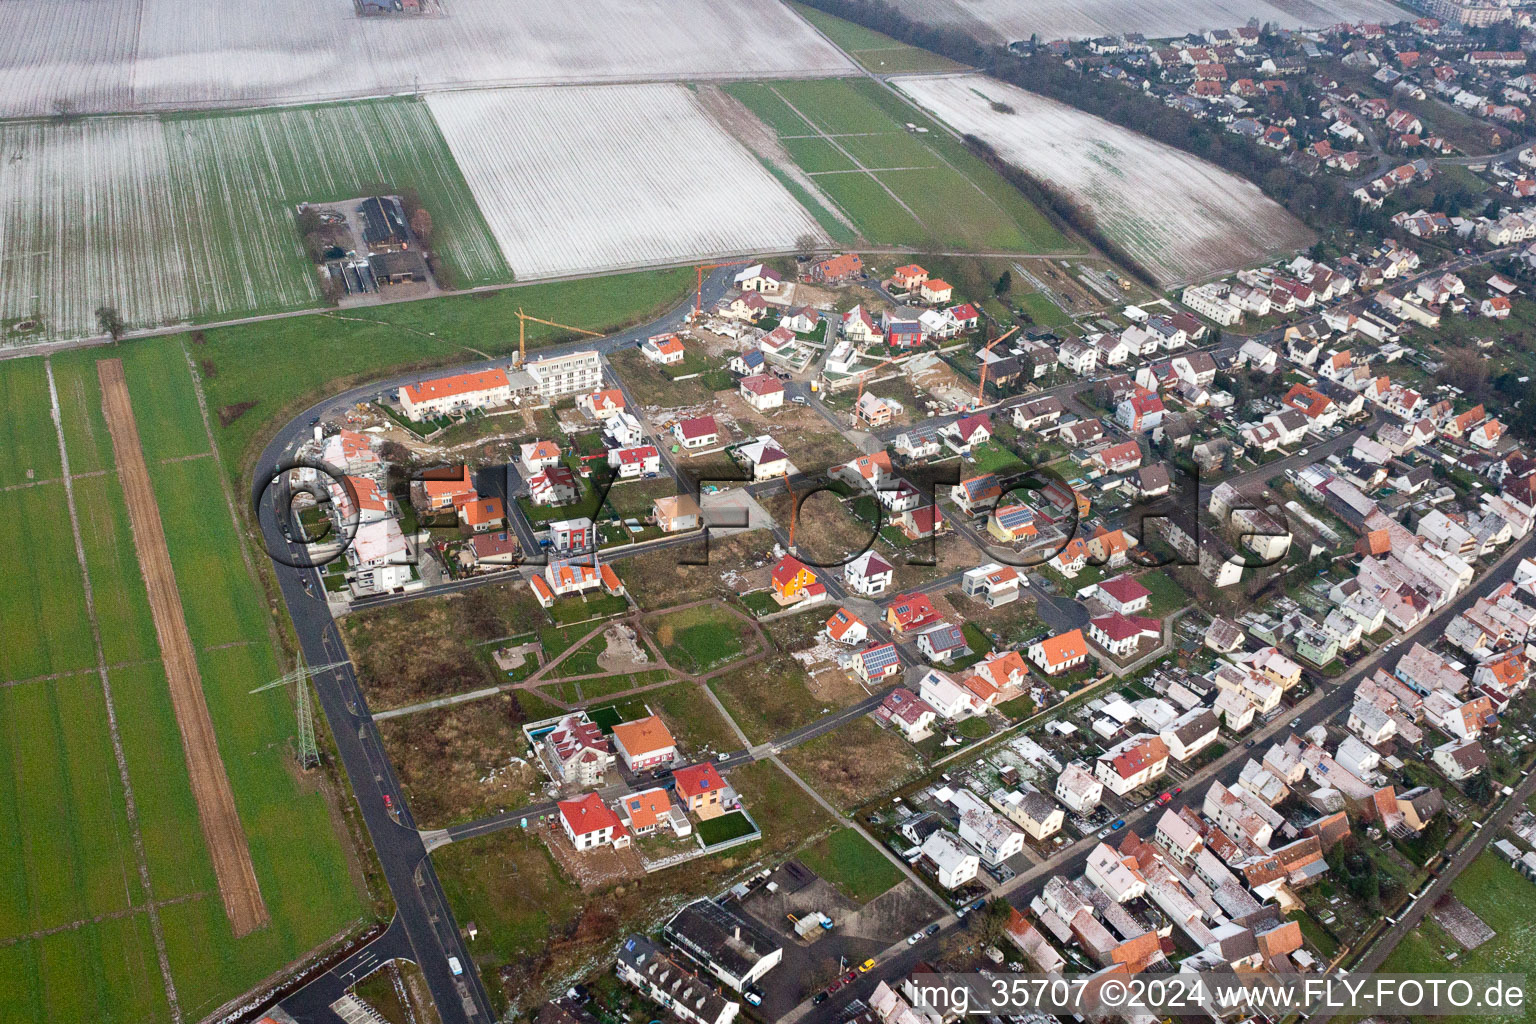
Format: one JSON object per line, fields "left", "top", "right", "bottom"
{"left": 858, "top": 959, "right": 876, "bottom": 973}
{"left": 814, "top": 992, "right": 830, "bottom": 1004}
{"left": 908, "top": 931, "right": 924, "bottom": 945}
{"left": 1110, "top": 819, "right": 1125, "bottom": 831}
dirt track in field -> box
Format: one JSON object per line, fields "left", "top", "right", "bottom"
{"left": 97, "top": 358, "right": 268, "bottom": 937}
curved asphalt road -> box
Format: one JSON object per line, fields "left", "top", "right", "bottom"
{"left": 257, "top": 269, "right": 737, "bottom": 1024}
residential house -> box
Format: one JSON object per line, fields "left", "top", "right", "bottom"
{"left": 844, "top": 550, "right": 895, "bottom": 596}
{"left": 559, "top": 792, "right": 624, "bottom": 851}
{"left": 1028, "top": 629, "right": 1089, "bottom": 676}
{"left": 612, "top": 715, "right": 677, "bottom": 773}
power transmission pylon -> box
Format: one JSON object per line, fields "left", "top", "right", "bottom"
{"left": 252, "top": 660, "right": 349, "bottom": 770}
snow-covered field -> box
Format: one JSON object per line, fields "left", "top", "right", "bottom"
{"left": 0, "top": 101, "right": 506, "bottom": 345}
{"left": 0, "top": 0, "right": 854, "bottom": 117}
{"left": 0, "top": 118, "right": 190, "bottom": 344}
{"left": 892, "top": 75, "right": 1313, "bottom": 286}
{"left": 428, "top": 85, "right": 831, "bottom": 280}
{"left": 886, "top": 0, "right": 1406, "bottom": 42}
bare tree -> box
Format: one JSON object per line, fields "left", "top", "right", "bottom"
{"left": 410, "top": 207, "right": 434, "bottom": 246}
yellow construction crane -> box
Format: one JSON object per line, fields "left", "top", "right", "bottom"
{"left": 516, "top": 307, "right": 603, "bottom": 364}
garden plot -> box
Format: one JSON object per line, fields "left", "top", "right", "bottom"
{"left": 887, "top": 0, "right": 1404, "bottom": 43}
{"left": 428, "top": 85, "right": 830, "bottom": 280}
{"left": 893, "top": 75, "right": 1313, "bottom": 286}
{"left": 0, "top": 0, "right": 854, "bottom": 117}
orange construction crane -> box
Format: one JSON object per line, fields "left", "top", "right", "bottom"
{"left": 856, "top": 356, "right": 901, "bottom": 402}
{"left": 516, "top": 307, "right": 603, "bottom": 364}
{"left": 694, "top": 261, "right": 749, "bottom": 316}
{"left": 976, "top": 325, "right": 1020, "bottom": 406}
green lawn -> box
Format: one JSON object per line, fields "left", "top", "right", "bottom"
{"left": 797, "top": 827, "right": 903, "bottom": 903}
{"left": 651, "top": 604, "right": 751, "bottom": 674}
{"left": 696, "top": 811, "right": 760, "bottom": 846}
{"left": 723, "top": 78, "right": 1067, "bottom": 254}
{"left": 1135, "top": 570, "right": 1190, "bottom": 617}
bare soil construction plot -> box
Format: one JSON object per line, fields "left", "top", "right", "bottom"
{"left": 0, "top": 0, "right": 854, "bottom": 117}
{"left": 893, "top": 75, "right": 1314, "bottom": 287}
{"left": 886, "top": 0, "right": 1405, "bottom": 43}
{"left": 96, "top": 358, "right": 267, "bottom": 938}
{"left": 427, "top": 84, "right": 831, "bottom": 280}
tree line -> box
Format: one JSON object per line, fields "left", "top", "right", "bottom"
{"left": 799, "top": 0, "right": 1357, "bottom": 229}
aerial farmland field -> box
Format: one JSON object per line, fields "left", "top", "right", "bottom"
{"left": 427, "top": 84, "right": 832, "bottom": 280}
{"left": 0, "top": 99, "right": 505, "bottom": 345}
{"left": 0, "top": 0, "right": 854, "bottom": 118}
{"left": 723, "top": 78, "right": 1069, "bottom": 254}
{"left": 0, "top": 347, "right": 368, "bottom": 1024}
{"left": 893, "top": 74, "right": 1314, "bottom": 286}
{"left": 884, "top": 0, "right": 1405, "bottom": 43}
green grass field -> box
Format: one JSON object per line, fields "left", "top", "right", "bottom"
{"left": 651, "top": 605, "right": 750, "bottom": 675}
{"left": 725, "top": 78, "right": 1067, "bottom": 254}
{"left": 0, "top": 358, "right": 63, "bottom": 488}
{"left": 0, "top": 350, "right": 368, "bottom": 1024}
{"left": 797, "top": 827, "right": 903, "bottom": 903}
{"left": 789, "top": 3, "right": 968, "bottom": 74}
{"left": 1379, "top": 851, "right": 1536, "bottom": 1023}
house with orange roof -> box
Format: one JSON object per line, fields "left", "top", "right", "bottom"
{"left": 886, "top": 592, "right": 940, "bottom": 634}
{"left": 973, "top": 650, "right": 1027, "bottom": 692}
{"left": 1443, "top": 404, "right": 1486, "bottom": 439}
{"left": 458, "top": 495, "right": 506, "bottom": 533}
{"left": 1051, "top": 536, "right": 1092, "bottom": 577}
{"left": 577, "top": 388, "right": 626, "bottom": 419}
{"left": 420, "top": 465, "right": 476, "bottom": 509}
{"left": 951, "top": 473, "right": 1002, "bottom": 514}
{"left": 611, "top": 715, "right": 676, "bottom": 772}
{"left": 825, "top": 608, "right": 869, "bottom": 646}
{"left": 520, "top": 439, "right": 563, "bottom": 474}
{"left": 1469, "top": 418, "right": 1505, "bottom": 450}
{"left": 771, "top": 554, "right": 820, "bottom": 604}
{"left": 1473, "top": 650, "right": 1529, "bottom": 696}
{"left": 616, "top": 787, "right": 686, "bottom": 837}
{"left": 672, "top": 762, "right": 727, "bottom": 817}
{"left": 544, "top": 560, "right": 603, "bottom": 600}
{"left": 891, "top": 264, "right": 928, "bottom": 290}
{"left": 833, "top": 451, "right": 894, "bottom": 492}
{"left": 1087, "top": 527, "right": 1135, "bottom": 568}
{"left": 1028, "top": 628, "right": 1089, "bottom": 676}
{"left": 559, "top": 792, "right": 628, "bottom": 850}
{"left": 398, "top": 368, "right": 511, "bottom": 421}
{"left": 642, "top": 333, "right": 687, "bottom": 365}
{"left": 1282, "top": 383, "right": 1338, "bottom": 427}
{"left": 961, "top": 563, "right": 1021, "bottom": 608}
{"left": 809, "top": 252, "right": 863, "bottom": 284}
{"left": 529, "top": 574, "right": 555, "bottom": 608}
{"left": 599, "top": 563, "right": 625, "bottom": 597}
{"left": 1094, "top": 734, "right": 1170, "bottom": 796}
{"left": 333, "top": 475, "right": 394, "bottom": 525}
{"left": 919, "top": 279, "right": 953, "bottom": 304}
